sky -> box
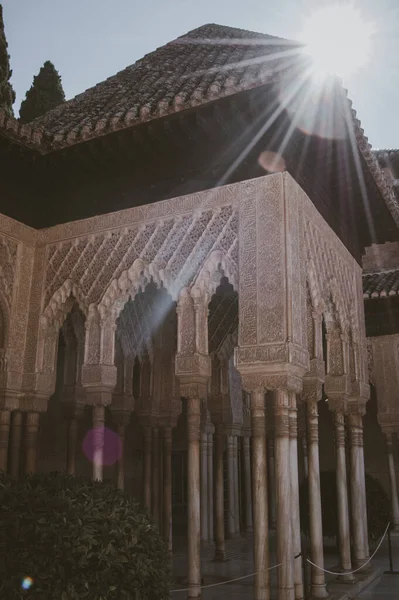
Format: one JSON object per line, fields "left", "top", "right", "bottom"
{"left": 2, "top": 0, "right": 399, "bottom": 149}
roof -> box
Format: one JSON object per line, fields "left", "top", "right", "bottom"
{"left": 1, "top": 22, "right": 399, "bottom": 231}
{"left": 30, "top": 23, "right": 298, "bottom": 147}
{"left": 363, "top": 269, "right": 399, "bottom": 299}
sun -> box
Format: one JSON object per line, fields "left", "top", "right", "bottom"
{"left": 299, "top": 3, "right": 375, "bottom": 80}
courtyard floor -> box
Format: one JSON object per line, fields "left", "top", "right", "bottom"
{"left": 171, "top": 532, "right": 399, "bottom": 599}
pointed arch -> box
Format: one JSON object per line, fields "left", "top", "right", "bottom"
{"left": 42, "top": 279, "right": 88, "bottom": 327}
{"left": 98, "top": 258, "right": 172, "bottom": 320}
{"left": 192, "top": 250, "right": 238, "bottom": 298}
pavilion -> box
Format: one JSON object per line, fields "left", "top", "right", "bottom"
{"left": 1, "top": 23, "right": 399, "bottom": 600}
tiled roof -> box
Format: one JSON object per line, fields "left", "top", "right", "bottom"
{"left": 0, "top": 108, "right": 45, "bottom": 152}
{"left": 363, "top": 270, "right": 399, "bottom": 299}
{"left": 31, "top": 23, "right": 299, "bottom": 148}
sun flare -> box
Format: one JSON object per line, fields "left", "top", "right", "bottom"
{"left": 299, "top": 3, "right": 375, "bottom": 80}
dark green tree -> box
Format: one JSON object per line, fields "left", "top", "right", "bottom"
{"left": 0, "top": 4, "right": 15, "bottom": 116}
{"left": 19, "top": 60, "right": 65, "bottom": 123}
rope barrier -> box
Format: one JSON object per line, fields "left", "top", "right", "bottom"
{"left": 306, "top": 522, "right": 391, "bottom": 576}
{"left": 169, "top": 562, "right": 282, "bottom": 593}
{"left": 170, "top": 522, "right": 391, "bottom": 593}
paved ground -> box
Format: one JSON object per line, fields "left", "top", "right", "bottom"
{"left": 171, "top": 531, "right": 399, "bottom": 599}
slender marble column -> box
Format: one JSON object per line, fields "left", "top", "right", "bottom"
{"left": 92, "top": 405, "right": 105, "bottom": 481}
{"left": 302, "top": 436, "right": 309, "bottom": 479}
{"left": 275, "top": 390, "right": 294, "bottom": 600}
{"left": 233, "top": 435, "right": 240, "bottom": 535}
{"left": 0, "top": 410, "right": 11, "bottom": 472}
{"left": 306, "top": 398, "right": 328, "bottom": 598}
{"left": 385, "top": 433, "right": 399, "bottom": 533}
{"left": 298, "top": 404, "right": 308, "bottom": 479}
{"left": 187, "top": 397, "right": 201, "bottom": 598}
{"left": 333, "top": 409, "right": 355, "bottom": 581}
{"left": 143, "top": 426, "right": 152, "bottom": 511}
{"left": 267, "top": 436, "right": 277, "bottom": 530}
{"left": 207, "top": 431, "right": 214, "bottom": 542}
{"left": 116, "top": 423, "right": 126, "bottom": 491}
{"left": 242, "top": 435, "right": 253, "bottom": 532}
{"left": 163, "top": 427, "right": 173, "bottom": 553}
{"left": 348, "top": 410, "right": 370, "bottom": 568}
{"left": 201, "top": 431, "right": 209, "bottom": 541}
{"left": 25, "top": 412, "right": 40, "bottom": 474}
{"left": 152, "top": 427, "right": 161, "bottom": 526}
{"left": 289, "top": 393, "right": 303, "bottom": 600}
{"left": 226, "top": 434, "right": 236, "bottom": 538}
{"left": 66, "top": 417, "right": 78, "bottom": 475}
{"left": 10, "top": 410, "right": 22, "bottom": 479}
{"left": 214, "top": 425, "right": 226, "bottom": 560}
{"left": 251, "top": 390, "right": 269, "bottom": 600}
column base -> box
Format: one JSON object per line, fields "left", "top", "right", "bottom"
{"left": 310, "top": 583, "right": 329, "bottom": 599}
{"left": 390, "top": 527, "right": 399, "bottom": 536}
{"left": 336, "top": 569, "right": 356, "bottom": 583}
{"left": 354, "top": 558, "right": 371, "bottom": 574}
{"left": 213, "top": 549, "right": 226, "bottom": 561}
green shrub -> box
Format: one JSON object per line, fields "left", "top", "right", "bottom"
{"left": 0, "top": 471, "right": 170, "bottom": 599}
{"left": 299, "top": 470, "right": 390, "bottom": 542}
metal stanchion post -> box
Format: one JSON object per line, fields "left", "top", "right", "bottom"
{"left": 384, "top": 527, "right": 399, "bottom": 575}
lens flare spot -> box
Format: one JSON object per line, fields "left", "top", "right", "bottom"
{"left": 82, "top": 426, "right": 123, "bottom": 466}
{"left": 258, "top": 151, "right": 286, "bottom": 173}
{"left": 22, "top": 577, "right": 33, "bottom": 590}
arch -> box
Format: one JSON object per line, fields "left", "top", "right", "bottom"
{"left": 0, "top": 288, "right": 10, "bottom": 350}
{"left": 306, "top": 259, "right": 325, "bottom": 315}
{"left": 325, "top": 277, "right": 349, "bottom": 333}
{"left": 191, "top": 250, "right": 238, "bottom": 299}
{"left": 42, "top": 279, "right": 88, "bottom": 327}
{"left": 98, "top": 258, "right": 171, "bottom": 320}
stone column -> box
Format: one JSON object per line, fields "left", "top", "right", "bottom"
{"left": 63, "top": 403, "right": 84, "bottom": 476}
{"left": 92, "top": 405, "right": 105, "bottom": 481}
{"left": 385, "top": 432, "right": 399, "bottom": 533}
{"left": 226, "top": 433, "right": 236, "bottom": 538}
{"left": 200, "top": 431, "right": 209, "bottom": 542}
{"left": 297, "top": 403, "right": 308, "bottom": 479}
{"left": 143, "top": 426, "right": 152, "bottom": 511}
{"left": 267, "top": 435, "right": 277, "bottom": 530}
{"left": 233, "top": 434, "right": 240, "bottom": 535}
{"left": 214, "top": 424, "right": 226, "bottom": 560}
{"left": 305, "top": 394, "right": 328, "bottom": 598}
{"left": 242, "top": 434, "right": 253, "bottom": 532}
{"left": 275, "top": 390, "right": 294, "bottom": 600}
{"left": 251, "top": 389, "right": 269, "bottom": 600}
{"left": 10, "top": 410, "right": 22, "bottom": 479}
{"left": 0, "top": 410, "right": 11, "bottom": 472}
{"left": 348, "top": 405, "right": 369, "bottom": 568}
{"left": 175, "top": 287, "right": 210, "bottom": 597}
{"left": 66, "top": 417, "right": 78, "bottom": 475}
{"left": 152, "top": 427, "right": 161, "bottom": 526}
{"left": 116, "top": 422, "right": 126, "bottom": 490}
{"left": 207, "top": 429, "right": 214, "bottom": 542}
{"left": 332, "top": 405, "right": 354, "bottom": 581}
{"left": 163, "top": 426, "right": 173, "bottom": 553}
{"left": 24, "top": 411, "right": 40, "bottom": 474}
{"left": 187, "top": 396, "right": 201, "bottom": 598}
{"left": 289, "top": 393, "right": 303, "bottom": 600}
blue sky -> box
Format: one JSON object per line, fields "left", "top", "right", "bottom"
{"left": 2, "top": 0, "right": 399, "bottom": 148}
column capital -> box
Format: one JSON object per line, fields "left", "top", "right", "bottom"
{"left": 300, "top": 377, "right": 323, "bottom": 404}
{"left": 19, "top": 393, "right": 49, "bottom": 413}
{"left": 327, "top": 397, "right": 348, "bottom": 414}
{"left": 81, "top": 363, "right": 117, "bottom": 406}
{"left": 241, "top": 372, "right": 303, "bottom": 394}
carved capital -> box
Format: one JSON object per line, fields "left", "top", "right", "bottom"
{"left": 19, "top": 394, "right": 49, "bottom": 413}
{"left": 300, "top": 377, "right": 323, "bottom": 404}
{"left": 241, "top": 371, "right": 302, "bottom": 394}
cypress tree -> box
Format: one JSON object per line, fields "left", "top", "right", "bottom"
{"left": 19, "top": 60, "right": 65, "bottom": 123}
{"left": 0, "top": 4, "right": 15, "bottom": 116}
